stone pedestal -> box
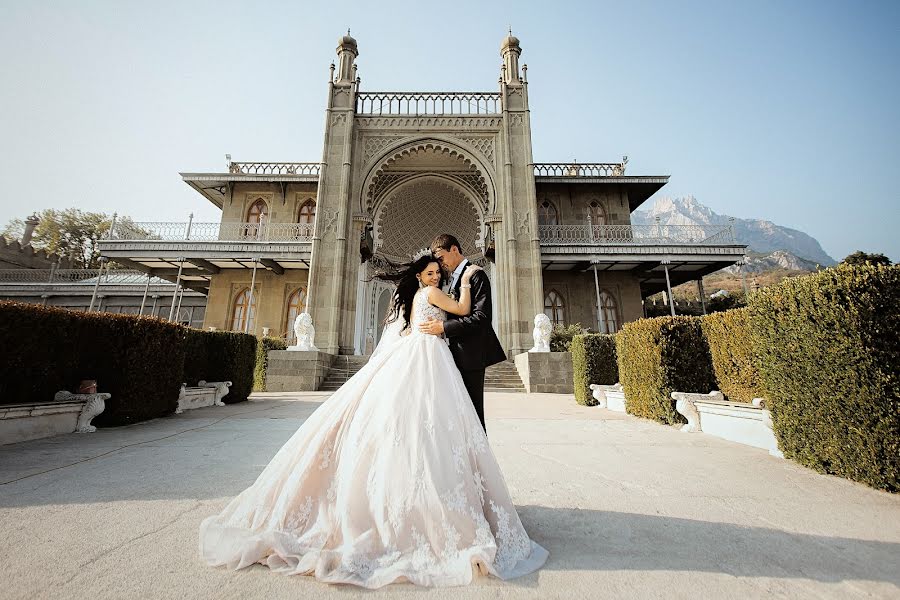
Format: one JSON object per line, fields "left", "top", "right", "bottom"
{"left": 513, "top": 351, "right": 573, "bottom": 394}
{"left": 265, "top": 350, "right": 333, "bottom": 392}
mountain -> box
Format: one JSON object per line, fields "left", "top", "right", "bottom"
{"left": 721, "top": 250, "right": 820, "bottom": 274}
{"left": 631, "top": 196, "right": 836, "bottom": 266}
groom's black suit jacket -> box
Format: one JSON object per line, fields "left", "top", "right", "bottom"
{"left": 443, "top": 266, "right": 507, "bottom": 371}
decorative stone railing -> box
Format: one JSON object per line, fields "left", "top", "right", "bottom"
{"left": 533, "top": 162, "right": 627, "bottom": 177}
{"left": 227, "top": 162, "right": 321, "bottom": 176}
{"left": 0, "top": 390, "right": 108, "bottom": 445}
{"left": 0, "top": 269, "right": 157, "bottom": 284}
{"left": 176, "top": 381, "right": 231, "bottom": 414}
{"left": 538, "top": 224, "right": 735, "bottom": 246}
{"left": 356, "top": 92, "right": 501, "bottom": 115}
{"left": 672, "top": 391, "right": 783, "bottom": 457}
{"left": 109, "top": 222, "right": 315, "bottom": 242}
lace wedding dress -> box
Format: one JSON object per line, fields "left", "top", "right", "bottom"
{"left": 199, "top": 287, "right": 548, "bottom": 588}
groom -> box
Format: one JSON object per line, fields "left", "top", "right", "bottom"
{"left": 419, "top": 234, "right": 506, "bottom": 432}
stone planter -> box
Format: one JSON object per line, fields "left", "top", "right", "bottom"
{"left": 672, "top": 391, "right": 783, "bottom": 458}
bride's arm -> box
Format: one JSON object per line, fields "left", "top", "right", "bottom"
{"left": 425, "top": 265, "right": 481, "bottom": 316}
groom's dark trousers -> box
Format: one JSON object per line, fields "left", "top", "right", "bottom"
{"left": 443, "top": 267, "right": 506, "bottom": 433}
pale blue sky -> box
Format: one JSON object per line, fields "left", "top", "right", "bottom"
{"left": 1, "top": 0, "right": 897, "bottom": 261}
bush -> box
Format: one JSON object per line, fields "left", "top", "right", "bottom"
{"left": 0, "top": 301, "right": 185, "bottom": 426}
{"left": 701, "top": 308, "right": 762, "bottom": 403}
{"left": 254, "top": 337, "right": 287, "bottom": 391}
{"left": 748, "top": 264, "right": 900, "bottom": 492}
{"left": 571, "top": 333, "right": 618, "bottom": 406}
{"left": 183, "top": 329, "right": 257, "bottom": 404}
{"left": 615, "top": 316, "right": 717, "bottom": 425}
{"left": 550, "top": 323, "right": 588, "bottom": 352}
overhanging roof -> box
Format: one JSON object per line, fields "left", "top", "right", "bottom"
{"left": 180, "top": 172, "right": 320, "bottom": 208}
{"left": 533, "top": 176, "right": 670, "bottom": 211}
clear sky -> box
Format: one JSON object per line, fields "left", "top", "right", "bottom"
{"left": 1, "top": 0, "right": 897, "bottom": 261}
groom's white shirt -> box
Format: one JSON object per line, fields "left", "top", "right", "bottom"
{"left": 448, "top": 259, "right": 469, "bottom": 292}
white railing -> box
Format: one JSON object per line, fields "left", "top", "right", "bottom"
{"left": 356, "top": 92, "right": 501, "bottom": 115}
{"left": 110, "top": 222, "right": 315, "bottom": 242}
{"left": 228, "top": 162, "right": 320, "bottom": 176}
{"left": 538, "top": 224, "right": 735, "bottom": 246}
{"left": 533, "top": 162, "right": 628, "bottom": 177}
{"left": 0, "top": 269, "right": 155, "bottom": 284}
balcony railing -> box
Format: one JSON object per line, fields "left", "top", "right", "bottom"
{"left": 533, "top": 162, "right": 627, "bottom": 177}
{"left": 0, "top": 269, "right": 159, "bottom": 284}
{"left": 110, "top": 222, "right": 315, "bottom": 242}
{"left": 227, "top": 162, "right": 321, "bottom": 176}
{"left": 356, "top": 92, "right": 501, "bottom": 115}
{"left": 538, "top": 224, "right": 735, "bottom": 246}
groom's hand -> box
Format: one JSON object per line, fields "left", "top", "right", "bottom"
{"left": 418, "top": 318, "right": 444, "bottom": 335}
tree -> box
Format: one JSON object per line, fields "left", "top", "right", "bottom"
{"left": 841, "top": 251, "right": 892, "bottom": 267}
{"left": 2, "top": 209, "right": 143, "bottom": 269}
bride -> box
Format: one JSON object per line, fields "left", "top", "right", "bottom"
{"left": 199, "top": 251, "right": 548, "bottom": 588}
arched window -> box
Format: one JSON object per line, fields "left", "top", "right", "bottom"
{"left": 598, "top": 290, "right": 619, "bottom": 333}
{"left": 588, "top": 201, "right": 607, "bottom": 226}
{"left": 245, "top": 199, "right": 268, "bottom": 238}
{"left": 544, "top": 289, "right": 565, "bottom": 326}
{"left": 284, "top": 287, "right": 306, "bottom": 342}
{"left": 298, "top": 199, "right": 316, "bottom": 224}
{"left": 231, "top": 287, "right": 257, "bottom": 332}
{"left": 538, "top": 200, "right": 559, "bottom": 226}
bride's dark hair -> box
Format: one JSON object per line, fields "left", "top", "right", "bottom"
{"left": 375, "top": 254, "right": 446, "bottom": 332}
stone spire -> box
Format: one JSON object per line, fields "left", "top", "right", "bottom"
{"left": 500, "top": 29, "right": 522, "bottom": 85}
{"left": 335, "top": 29, "right": 358, "bottom": 85}
{"left": 22, "top": 214, "right": 39, "bottom": 246}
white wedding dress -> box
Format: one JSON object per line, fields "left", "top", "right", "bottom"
{"left": 199, "top": 286, "right": 548, "bottom": 588}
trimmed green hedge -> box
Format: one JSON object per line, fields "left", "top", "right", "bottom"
{"left": 0, "top": 301, "right": 185, "bottom": 425}
{"left": 572, "top": 333, "right": 618, "bottom": 406}
{"left": 254, "top": 337, "right": 287, "bottom": 391}
{"left": 550, "top": 323, "right": 587, "bottom": 352}
{"left": 183, "top": 329, "right": 257, "bottom": 404}
{"left": 701, "top": 308, "right": 763, "bottom": 403}
{"left": 616, "top": 316, "right": 717, "bottom": 425}
{"left": 748, "top": 264, "right": 900, "bottom": 492}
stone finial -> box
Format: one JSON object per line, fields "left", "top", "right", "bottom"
{"left": 528, "top": 313, "right": 551, "bottom": 352}
{"left": 54, "top": 390, "right": 109, "bottom": 433}
{"left": 22, "top": 214, "right": 39, "bottom": 246}
{"left": 500, "top": 30, "right": 522, "bottom": 84}
{"left": 288, "top": 313, "right": 319, "bottom": 351}
{"left": 335, "top": 30, "right": 359, "bottom": 84}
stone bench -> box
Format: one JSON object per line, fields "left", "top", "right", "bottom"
{"left": 0, "top": 391, "right": 108, "bottom": 445}
{"left": 176, "top": 381, "right": 231, "bottom": 414}
{"left": 672, "top": 391, "right": 783, "bottom": 457}
{"left": 589, "top": 382, "right": 626, "bottom": 412}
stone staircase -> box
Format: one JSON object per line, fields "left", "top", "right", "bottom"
{"left": 317, "top": 355, "right": 370, "bottom": 391}
{"left": 485, "top": 360, "right": 525, "bottom": 393}
{"left": 317, "top": 356, "right": 526, "bottom": 393}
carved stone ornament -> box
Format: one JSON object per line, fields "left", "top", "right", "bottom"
{"left": 528, "top": 313, "right": 551, "bottom": 353}
{"left": 288, "top": 313, "right": 319, "bottom": 351}
{"left": 54, "top": 390, "right": 109, "bottom": 433}
{"left": 671, "top": 391, "right": 724, "bottom": 433}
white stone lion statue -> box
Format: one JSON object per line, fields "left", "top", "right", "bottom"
{"left": 528, "top": 313, "right": 552, "bottom": 353}
{"left": 288, "top": 312, "right": 319, "bottom": 351}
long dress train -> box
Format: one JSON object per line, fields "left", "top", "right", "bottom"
{"left": 199, "top": 287, "right": 548, "bottom": 588}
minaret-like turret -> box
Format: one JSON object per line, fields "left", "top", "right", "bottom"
{"left": 501, "top": 29, "right": 522, "bottom": 85}
{"left": 335, "top": 30, "right": 358, "bottom": 85}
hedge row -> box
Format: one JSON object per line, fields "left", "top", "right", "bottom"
{"left": 254, "top": 336, "right": 287, "bottom": 391}
{"left": 748, "top": 264, "right": 900, "bottom": 492}
{"left": 701, "top": 308, "right": 763, "bottom": 403}
{"left": 571, "top": 333, "right": 618, "bottom": 406}
{"left": 615, "top": 316, "right": 717, "bottom": 425}
{"left": 0, "top": 301, "right": 257, "bottom": 425}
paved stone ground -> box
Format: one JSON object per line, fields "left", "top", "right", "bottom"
{"left": 1, "top": 392, "right": 898, "bottom": 599}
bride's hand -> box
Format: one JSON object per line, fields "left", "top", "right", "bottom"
{"left": 461, "top": 264, "right": 482, "bottom": 284}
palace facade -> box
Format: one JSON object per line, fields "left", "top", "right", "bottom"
{"left": 95, "top": 33, "right": 745, "bottom": 356}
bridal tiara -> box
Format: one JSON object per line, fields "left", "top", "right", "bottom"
{"left": 411, "top": 247, "right": 434, "bottom": 261}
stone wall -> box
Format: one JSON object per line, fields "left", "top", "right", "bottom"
{"left": 203, "top": 268, "right": 308, "bottom": 337}
{"left": 541, "top": 270, "right": 643, "bottom": 331}
{"left": 514, "top": 351, "right": 573, "bottom": 394}
{"left": 264, "top": 350, "right": 332, "bottom": 392}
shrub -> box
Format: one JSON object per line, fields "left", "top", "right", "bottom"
{"left": 571, "top": 333, "right": 618, "bottom": 406}
{"left": 254, "top": 337, "right": 287, "bottom": 391}
{"left": 550, "top": 323, "right": 588, "bottom": 352}
{"left": 701, "top": 308, "right": 762, "bottom": 403}
{"left": 748, "top": 264, "right": 900, "bottom": 492}
{"left": 0, "top": 301, "right": 185, "bottom": 426}
{"left": 615, "top": 316, "right": 717, "bottom": 425}
{"left": 183, "top": 329, "right": 257, "bottom": 404}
